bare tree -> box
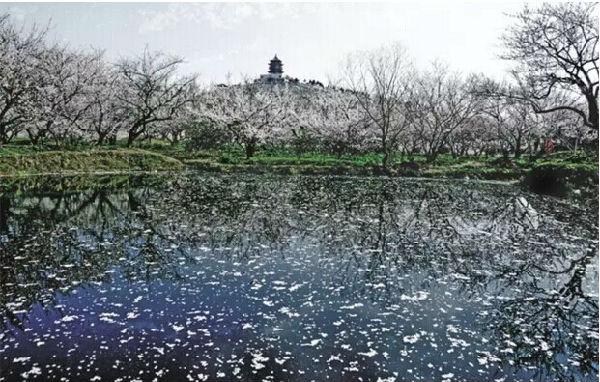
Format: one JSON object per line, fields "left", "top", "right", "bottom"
{"left": 445, "top": 116, "right": 492, "bottom": 158}
{"left": 410, "top": 62, "right": 482, "bottom": 162}
{"left": 84, "top": 64, "right": 126, "bottom": 145}
{"left": 481, "top": 95, "right": 540, "bottom": 159}
{"left": 502, "top": 3, "right": 599, "bottom": 131}
{"left": 115, "top": 48, "right": 197, "bottom": 146}
{"left": 343, "top": 43, "right": 415, "bottom": 170}
{"left": 0, "top": 14, "right": 47, "bottom": 144}
{"left": 474, "top": 76, "right": 591, "bottom": 156}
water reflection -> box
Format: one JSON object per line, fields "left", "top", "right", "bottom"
{"left": 0, "top": 174, "right": 597, "bottom": 381}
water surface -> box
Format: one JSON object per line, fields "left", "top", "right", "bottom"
{"left": 0, "top": 173, "right": 597, "bottom": 381}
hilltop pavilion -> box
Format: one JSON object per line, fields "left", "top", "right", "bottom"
{"left": 258, "top": 55, "right": 284, "bottom": 84}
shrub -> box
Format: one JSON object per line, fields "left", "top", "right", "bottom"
{"left": 523, "top": 162, "right": 598, "bottom": 196}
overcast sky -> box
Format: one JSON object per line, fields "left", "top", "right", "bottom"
{"left": 0, "top": 2, "right": 532, "bottom": 84}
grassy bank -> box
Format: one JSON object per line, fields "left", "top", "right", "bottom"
{"left": 0, "top": 142, "right": 596, "bottom": 199}
{"left": 522, "top": 152, "right": 598, "bottom": 198}
{"left": 179, "top": 148, "right": 597, "bottom": 198}
{"left": 183, "top": 157, "right": 523, "bottom": 180}
{"left": 0, "top": 147, "right": 183, "bottom": 177}
{"left": 181, "top": 149, "right": 531, "bottom": 180}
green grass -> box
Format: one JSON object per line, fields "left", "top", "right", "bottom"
{"left": 181, "top": 147, "right": 598, "bottom": 195}
{"left": 184, "top": 154, "right": 527, "bottom": 179}
{"left": 0, "top": 141, "right": 596, "bottom": 196}
{"left": 0, "top": 147, "right": 183, "bottom": 177}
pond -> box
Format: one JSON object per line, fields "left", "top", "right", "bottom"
{"left": 0, "top": 173, "right": 597, "bottom": 382}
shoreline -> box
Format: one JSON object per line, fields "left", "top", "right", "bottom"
{"left": 0, "top": 148, "right": 183, "bottom": 177}
{"left": 182, "top": 159, "right": 524, "bottom": 181}
{"left": 0, "top": 169, "right": 183, "bottom": 179}
{"left": 0, "top": 148, "right": 596, "bottom": 201}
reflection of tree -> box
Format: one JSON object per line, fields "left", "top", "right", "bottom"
{"left": 166, "top": 175, "right": 597, "bottom": 380}
{"left": 0, "top": 174, "right": 597, "bottom": 380}
{"left": 0, "top": 194, "right": 10, "bottom": 234}
{"left": 0, "top": 175, "right": 187, "bottom": 328}
{"left": 472, "top": 246, "right": 598, "bottom": 380}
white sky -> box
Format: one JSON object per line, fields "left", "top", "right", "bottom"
{"left": 0, "top": 2, "right": 535, "bottom": 84}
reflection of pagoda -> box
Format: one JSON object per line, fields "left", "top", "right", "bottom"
{"left": 258, "top": 55, "right": 284, "bottom": 84}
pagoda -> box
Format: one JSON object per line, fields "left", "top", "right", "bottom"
{"left": 268, "top": 55, "right": 283, "bottom": 75}
{"left": 258, "top": 54, "right": 284, "bottom": 84}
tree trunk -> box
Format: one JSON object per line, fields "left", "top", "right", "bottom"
{"left": 127, "top": 122, "right": 146, "bottom": 147}
{"left": 127, "top": 130, "right": 141, "bottom": 147}
{"left": 0, "top": 194, "right": 10, "bottom": 235}
{"left": 514, "top": 146, "right": 522, "bottom": 158}
{"left": 586, "top": 92, "right": 598, "bottom": 130}
{"left": 426, "top": 149, "right": 438, "bottom": 163}
{"left": 0, "top": 125, "right": 8, "bottom": 145}
{"left": 382, "top": 151, "right": 389, "bottom": 171}
{"left": 513, "top": 132, "right": 523, "bottom": 158}
{"left": 245, "top": 137, "right": 257, "bottom": 159}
